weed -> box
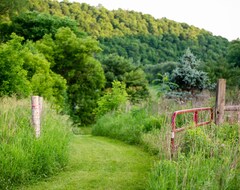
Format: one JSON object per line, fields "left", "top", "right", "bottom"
{"left": 0, "top": 97, "right": 71, "bottom": 189}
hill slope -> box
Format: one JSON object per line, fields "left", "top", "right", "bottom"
{"left": 27, "top": 0, "right": 229, "bottom": 64}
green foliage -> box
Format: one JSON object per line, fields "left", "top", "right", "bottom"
{"left": 100, "top": 33, "right": 229, "bottom": 67}
{"left": 23, "top": 0, "right": 230, "bottom": 71}
{"left": 92, "top": 105, "right": 168, "bottom": 145}
{"left": 152, "top": 73, "right": 178, "bottom": 96}
{"left": 144, "top": 61, "right": 177, "bottom": 82}
{"left": 94, "top": 81, "right": 128, "bottom": 117}
{"left": 228, "top": 39, "right": 240, "bottom": 67}
{"left": 0, "top": 97, "right": 71, "bottom": 189}
{"left": 9, "top": 11, "right": 82, "bottom": 41}
{"left": 100, "top": 54, "right": 149, "bottom": 102}
{"left": 0, "top": 0, "right": 29, "bottom": 20}
{"left": 148, "top": 125, "right": 240, "bottom": 190}
{"left": 0, "top": 34, "right": 31, "bottom": 97}
{"left": 181, "top": 128, "right": 214, "bottom": 156}
{"left": 171, "top": 48, "right": 210, "bottom": 94}
{"left": 148, "top": 154, "right": 233, "bottom": 190}
{"left": 92, "top": 111, "right": 143, "bottom": 144}
{"left": 203, "top": 58, "right": 240, "bottom": 87}
{"left": 37, "top": 27, "right": 105, "bottom": 125}
{"left": 0, "top": 33, "right": 67, "bottom": 108}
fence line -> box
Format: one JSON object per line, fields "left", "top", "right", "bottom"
{"left": 171, "top": 107, "right": 213, "bottom": 152}
{"left": 171, "top": 78, "right": 239, "bottom": 154}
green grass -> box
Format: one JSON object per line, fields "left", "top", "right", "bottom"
{"left": 91, "top": 93, "right": 240, "bottom": 190}
{"left": 148, "top": 124, "right": 240, "bottom": 190}
{"left": 0, "top": 97, "right": 71, "bottom": 189}
{"left": 18, "top": 135, "right": 156, "bottom": 190}
{"left": 92, "top": 105, "right": 169, "bottom": 145}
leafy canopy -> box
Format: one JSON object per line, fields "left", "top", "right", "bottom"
{"left": 9, "top": 11, "right": 83, "bottom": 41}
{"left": 0, "top": 33, "right": 67, "bottom": 107}
{"left": 228, "top": 39, "right": 240, "bottom": 67}
{"left": 37, "top": 27, "right": 105, "bottom": 125}
{"left": 100, "top": 54, "right": 149, "bottom": 102}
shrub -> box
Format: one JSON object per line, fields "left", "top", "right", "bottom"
{"left": 94, "top": 80, "right": 128, "bottom": 117}
{"left": 0, "top": 97, "right": 71, "bottom": 189}
{"left": 92, "top": 111, "right": 143, "bottom": 144}
{"left": 92, "top": 105, "right": 168, "bottom": 145}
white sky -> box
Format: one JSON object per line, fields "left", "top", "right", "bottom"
{"left": 69, "top": 0, "right": 240, "bottom": 41}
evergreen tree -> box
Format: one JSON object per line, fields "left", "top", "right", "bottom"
{"left": 171, "top": 48, "right": 210, "bottom": 94}
{"left": 100, "top": 54, "right": 149, "bottom": 102}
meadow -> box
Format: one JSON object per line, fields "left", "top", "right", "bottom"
{"left": 0, "top": 97, "right": 71, "bottom": 189}
{"left": 1, "top": 89, "right": 239, "bottom": 190}
{"left": 92, "top": 90, "right": 240, "bottom": 190}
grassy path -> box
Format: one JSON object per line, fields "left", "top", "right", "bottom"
{"left": 19, "top": 135, "right": 155, "bottom": 190}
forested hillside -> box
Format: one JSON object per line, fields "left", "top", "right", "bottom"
{"left": 28, "top": 0, "right": 229, "bottom": 64}
{"left": 1, "top": 0, "right": 230, "bottom": 64}
{"left": 0, "top": 0, "right": 240, "bottom": 125}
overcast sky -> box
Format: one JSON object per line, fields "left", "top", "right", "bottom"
{"left": 69, "top": 0, "right": 240, "bottom": 41}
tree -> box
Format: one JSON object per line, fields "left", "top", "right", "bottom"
{"left": 143, "top": 61, "right": 177, "bottom": 82}
{"left": 228, "top": 39, "right": 240, "bottom": 67}
{"left": 0, "top": 33, "right": 67, "bottom": 108}
{"left": 100, "top": 54, "right": 149, "bottom": 102}
{"left": 203, "top": 58, "right": 240, "bottom": 88}
{"left": 171, "top": 48, "right": 210, "bottom": 95}
{"left": 23, "top": 41, "right": 67, "bottom": 108}
{"left": 37, "top": 27, "right": 105, "bottom": 125}
{"left": 152, "top": 73, "right": 178, "bottom": 97}
{"left": 94, "top": 80, "right": 128, "bottom": 117}
{"left": 0, "top": 34, "right": 31, "bottom": 97}
{"left": 0, "top": 0, "right": 29, "bottom": 20}
{"left": 9, "top": 11, "right": 82, "bottom": 41}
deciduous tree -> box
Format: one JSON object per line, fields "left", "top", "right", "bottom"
{"left": 38, "top": 27, "right": 105, "bottom": 124}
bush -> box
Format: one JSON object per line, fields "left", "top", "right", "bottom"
{"left": 92, "top": 111, "right": 143, "bottom": 144}
{"left": 94, "top": 80, "right": 128, "bottom": 117}
{"left": 92, "top": 105, "right": 168, "bottom": 145}
{"left": 0, "top": 97, "right": 71, "bottom": 189}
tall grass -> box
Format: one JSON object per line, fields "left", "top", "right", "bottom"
{"left": 148, "top": 124, "right": 240, "bottom": 190}
{"left": 92, "top": 90, "right": 240, "bottom": 190}
{"left": 92, "top": 100, "right": 171, "bottom": 145}
{"left": 0, "top": 97, "right": 72, "bottom": 189}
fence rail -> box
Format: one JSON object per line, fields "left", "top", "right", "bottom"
{"left": 171, "top": 107, "right": 213, "bottom": 152}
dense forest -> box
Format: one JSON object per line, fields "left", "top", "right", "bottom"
{"left": 0, "top": 0, "right": 240, "bottom": 125}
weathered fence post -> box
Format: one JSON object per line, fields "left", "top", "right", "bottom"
{"left": 31, "top": 96, "right": 42, "bottom": 138}
{"left": 39, "top": 96, "right": 43, "bottom": 117}
{"left": 215, "top": 79, "right": 226, "bottom": 125}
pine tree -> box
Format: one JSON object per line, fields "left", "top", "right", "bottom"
{"left": 171, "top": 48, "right": 210, "bottom": 95}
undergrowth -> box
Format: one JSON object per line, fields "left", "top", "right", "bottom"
{"left": 92, "top": 100, "right": 170, "bottom": 145}
{"left": 0, "top": 97, "right": 72, "bottom": 189}
{"left": 148, "top": 124, "right": 240, "bottom": 190}
{"left": 92, "top": 93, "right": 240, "bottom": 190}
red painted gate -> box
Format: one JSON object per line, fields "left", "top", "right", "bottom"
{"left": 171, "top": 107, "right": 213, "bottom": 152}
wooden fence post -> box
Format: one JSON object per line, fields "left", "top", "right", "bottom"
{"left": 215, "top": 79, "right": 226, "bottom": 125}
{"left": 31, "top": 96, "right": 42, "bottom": 138}
{"left": 39, "top": 96, "right": 43, "bottom": 117}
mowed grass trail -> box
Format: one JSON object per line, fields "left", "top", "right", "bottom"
{"left": 18, "top": 135, "right": 155, "bottom": 190}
